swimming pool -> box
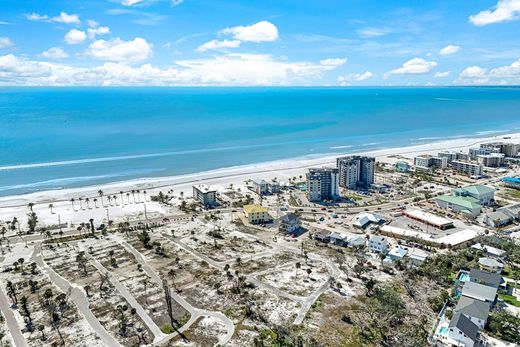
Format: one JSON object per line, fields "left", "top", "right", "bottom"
{"left": 438, "top": 326, "right": 448, "bottom": 335}
{"left": 458, "top": 273, "right": 470, "bottom": 282}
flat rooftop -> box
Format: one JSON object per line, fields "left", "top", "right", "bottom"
{"left": 193, "top": 184, "right": 217, "bottom": 193}
{"left": 404, "top": 209, "right": 453, "bottom": 228}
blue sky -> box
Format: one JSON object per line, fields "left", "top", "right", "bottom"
{"left": 1, "top": 0, "right": 520, "bottom": 86}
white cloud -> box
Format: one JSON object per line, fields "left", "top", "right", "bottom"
{"left": 434, "top": 71, "right": 451, "bottom": 78}
{"left": 439, "top": 45, "right": 460, "bottom": 55}
{"left": 87, "top": 26, "right": 110, "bottom": 39}
{"left": 41, "top": 47, "right": 69, "bottom": 59}
{"left": 0, "top": 53, "right": 344, "bottom": 86}
{"left": 196, "top": 39, "right": 241, "bottom": 52}
{"left": 121, "top": 0, "right": 145, "bottom": 5}
{"left": 220, "top": 21, "right": 279, "bottom": 42}
{"left": 337, "top": 71, "right": 374, "bottom": 85}
{"left": 26, "top": 11, "right": 80, "bottom": 25}
{"left": 86, "top": 37, "right": 152, "bottom": 63}
{"left": 65, "top": 29, "right": 86, "bottom": 45}
{"left": 470, "top": 0, "right": 520, "bottom": 26}
{"left": 456, "top": 58, "right": 520, "bottom": 85}
{"left": 120, "top": 0, "right": 183, "bottom": 6}
{"left": 0, "top": 37, "right": 13, "bottom": 49}
{"left": 357, "top": 27, "right": 392, "bottom": 37}
{"left": 387, "top": 57, "right": 437, "bottom": 76}
{"left": 319, "top": 58, "right": 347, "bottom": 67}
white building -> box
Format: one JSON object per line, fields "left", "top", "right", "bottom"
{"left": 451, "top": 161, "right": 484, "bottom": 177}
{"left": 477, "top": 153, "right": 505, "bottom": 168}
{"left": 368, "top": 235, "right": 388, "bottom": 254}
{"left": 306, "top": 168, "right": 339, "bottom": 202}
{"left": 336, "top": 156, "right": 375, "bottom": 188}
{"left": 414, "top": 154, "right": 448, "bottom": 171}
{"left": 278, "top": 213, "right": 301, "bottom": 233}
{"left": 192, "top": 184, "right": 217, "bottom": 207}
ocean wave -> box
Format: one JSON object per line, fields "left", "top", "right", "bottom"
{"left": 0, "top": 168, "right": 163, "bottom": 192}
{"left": 474, "top": 130, "right": 508, "bottom": 135}
{"left": 329, "top": 145, "right": 354, "bottom": 149}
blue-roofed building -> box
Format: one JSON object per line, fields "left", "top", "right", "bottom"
{"left": 503, "top": 176, "right": 520, "bottom": 190}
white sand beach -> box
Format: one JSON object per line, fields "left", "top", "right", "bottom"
{"left": 1, "top": 131, "right": 519, "bottom": 231}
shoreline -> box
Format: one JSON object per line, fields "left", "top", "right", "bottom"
{"left": 1, "top": 131, "right": 519, "bottom": 209}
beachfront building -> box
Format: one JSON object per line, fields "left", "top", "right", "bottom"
{"left": 480, "top": 142, "right": 520, "bottom": 157}
{"left": 469, "top": 147, "right": 495, "bottom": 160}
{"left": 395, "top": 161, "right": 410, "bottom": 173}
{"left": 414, "top": 154, "right": 447, "bottom": 172}
{"left": 438, "top": 151, "right": 469, "bottom": 163}
{"left": 502, "top": 176, "right": 520, "bottom": 189}
{"left": 252, "top": 179, "right": 281, "bottom": 195}
{"left": 243, "top": 204, "right": 271, "bottom": 225}
{"left": 476, "top": 153, "right": 505, "bottom": 167}
{"left": 368, "top": 235, "right": 388, "bottom": 254}
{"left": 278, "top": 213, "right": 301, "bottom": 233}
{"left": 451, "top": 161, "right": 484, "bottom": 178}
{"left": 306, "top": 167, "right": 339, "bottom": 202}
{"left": 192, "top": 184, "right": 217, "bottom": 207}
{"left": 336, "top": 156, "right": 375, "bottom": 189}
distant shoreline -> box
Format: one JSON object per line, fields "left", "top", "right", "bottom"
{"left": 1, "top": 130, "right": 519, "bottom": 209}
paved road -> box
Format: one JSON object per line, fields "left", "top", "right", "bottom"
{"left": 111, "top": 234, "right": 235, "bottom": 347}
{"left": 32, "top": 245, "right": 123, "bottom": 347}
{"left": 77, "top": 243, "right": 167, "bottom": 344}
{"left": 0, "top": 284, "right": 28, "bottom": 347}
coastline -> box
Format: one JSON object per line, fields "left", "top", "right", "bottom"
{"left": 1, "top": 131, "right": 519, "bottom": 209}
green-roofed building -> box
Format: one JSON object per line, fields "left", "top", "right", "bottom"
{"left": 453, "top": 184, "right": 495, "bottom": 206}
{"left": 435, "top": 194, "right": 482, "bottom": 217}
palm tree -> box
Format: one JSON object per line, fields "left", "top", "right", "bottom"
{"left": 18, "top": 258, "right": 25, "bottom": 273}
{"left": 131, "top": 190, "right": 136, "bottom": 203}
{"left": 86, "top": 198, "right": 91, "bottom": 209}
{"left": 107, "top": 195, "right": 112, "bottom": 207}
{"left": 89, "top": 219, "right": 95, "bottom": 235}
{"left": 126, "top": 193, "right": 131, "bottom": 204}
{"left": 78, "top": 197, "right": 83, "bottom": 210}
{"left": 142, "top": 278, "right": 150, "bottom": 304}
{"left": 70, "top": 198, "right": 76, "bottom": 211}
{"left": 28, "top": 203, "right": 34, "bottom": 212}
{"left": 38, "top": 324, "right": 45, "bottom": 341}
{"left": 49, "top": 204, "right": 54, "bottom": 214}
{"left": 295, "top": 262, "right": 301, "bottom": 279}
{"left": 6, "top": 281, "right": 18, "bottom": 305}
{"left": 98, "top": 190, "right": 105, "bottom": 207}
{"left": 143, "top": 190, "right": 147, "bottom": 202}
{"left": 168, "top": 269, "right": 177, "bottom": 291}
{"left": 93, "top": 198, "right": 98, "bottom": 208}
{"left": 120, "top": 191, "right": 124, "bottom": 205}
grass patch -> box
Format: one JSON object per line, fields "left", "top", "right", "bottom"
{"left": 499, "top": 293, "right": 520, "bottom": 307}
{"left": 161, "top": 324, "right": 174, "bottom": 334}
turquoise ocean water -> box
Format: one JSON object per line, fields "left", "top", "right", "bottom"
{"left": 1, "top": 87, "right": 520, "bottom": 197}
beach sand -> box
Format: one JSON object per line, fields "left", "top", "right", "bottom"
{"left": 1, "top": 132, "right": 519, "bottom": 232}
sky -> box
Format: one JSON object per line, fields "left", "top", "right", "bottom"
{"left": 0, "top": 0, "right": 520, "bottom": 86}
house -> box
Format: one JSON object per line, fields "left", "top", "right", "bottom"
{"left": 312, "top": 230, "right": 331, "bottom": 243}
{"left": 470, "top": 243, "right": 506, "bottom": 259}
{"left": 468, "top": 269, "right": 504, "bottom": 289}
{"left": 243, "top": 204, "right": 271, "bottom": 225}
{"left": 406, "top": 248, "right": 429, "bottom": 266}
{"left": 192, "top": 184, "right": 217, "bottom": 207}
{"left": 252, "top": 179, "right": 281, "bottom": 195}
{"left": 461, "top": 281, "right": 497, "bottom": 304}
{"left": 478, "top": 257, "right": 504, "bottom": 273}
{"left": 447, "top": 312, "right": 479, "bottom": 347}
{"left": 368, "top": 235, "right": 388, "bottom": 254}
{"left": 329, "top": 232, "right": 349, "bottom": 246}
{"left": 395, "top": 161, "right": 410, "bottom": 173}
{"left": 347, "top": 236, "right": 366, "bottom": 248}
{"left": 252, "top": 179, "right": 269, "bottom": 194}
{"left": 278, "top": 213, "right": 301, "bottom": 233}
{"left": 352, "top": 212, "right": 385, "bottom": 229}
{"left": 485, "top": 211, "right": 513, "bottom": 227}
{"left": 454, "top": 297, "right": 491, "bottom": 329}
{"left": 386, "top": 246, "right": 408, "bottom": 262}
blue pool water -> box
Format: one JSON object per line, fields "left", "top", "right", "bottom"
{"left": 1, "top": 87, "right": 520, "bottom": 196}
